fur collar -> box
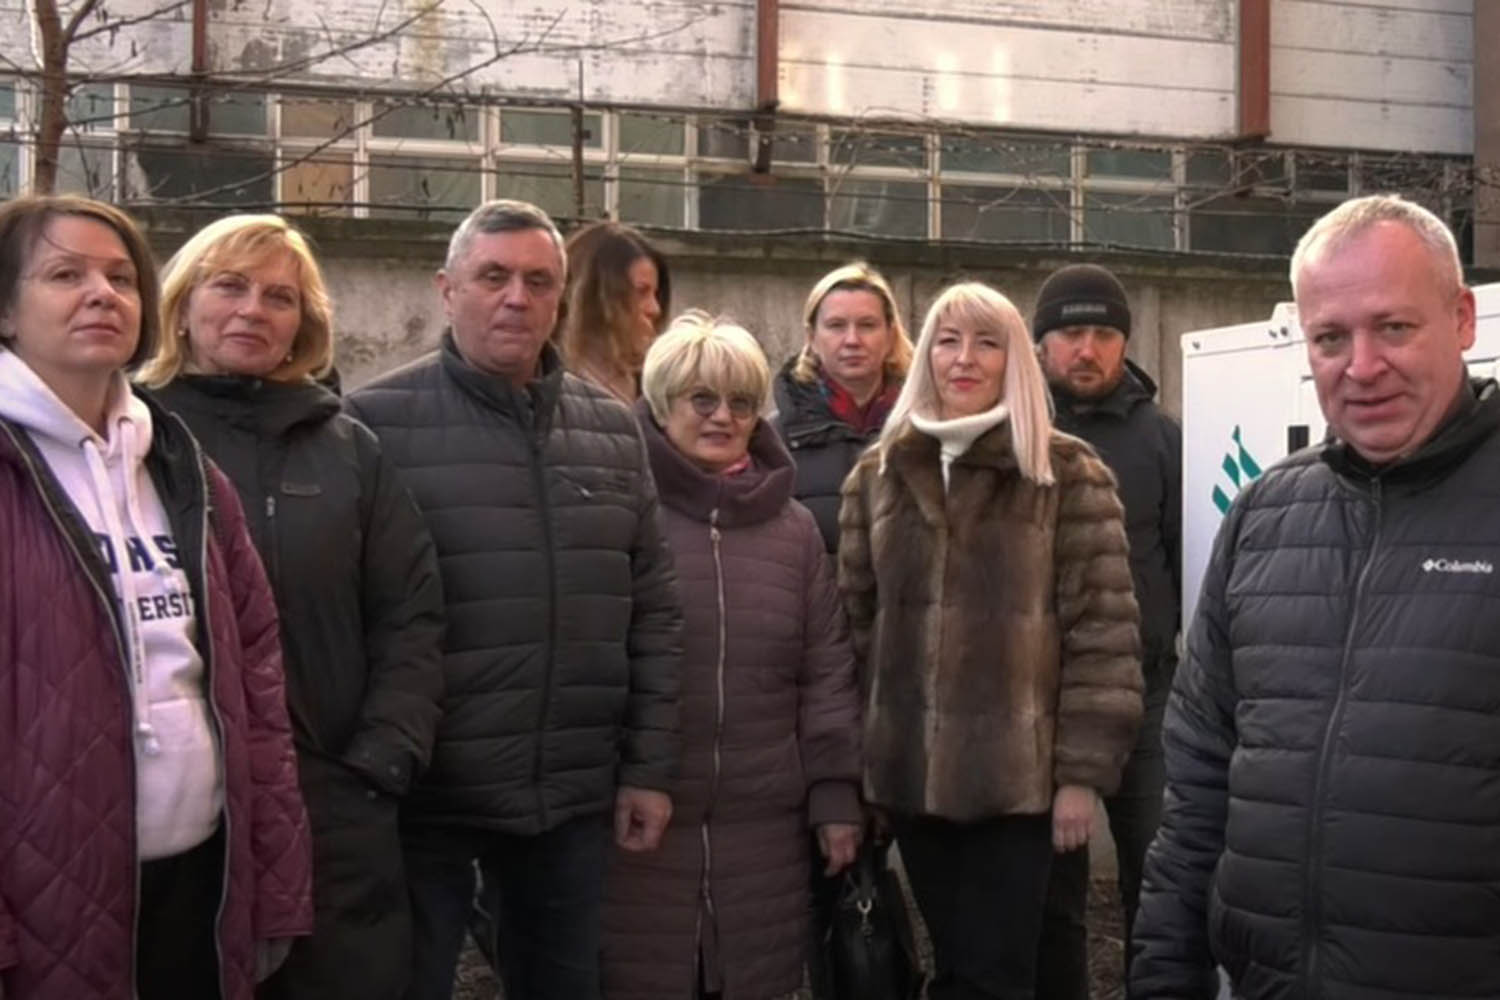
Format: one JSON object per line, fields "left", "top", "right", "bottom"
{"left": 883, "top": 421, "right": 1021, "bottom": 526}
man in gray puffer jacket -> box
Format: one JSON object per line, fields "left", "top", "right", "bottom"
{"left": 347, "top": 200, "right": 683, "bottom": 1000}
{"left": 1131, "top": 194, "right": 1500, "bottom": 1000}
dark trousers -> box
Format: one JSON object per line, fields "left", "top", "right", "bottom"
{"left": 401, "top": 812, "right": 611, "bottom": 1000}
{"left": 1039, "top": 666, "right": 1172, "bottom": 997}
{"left": 137, "top": 823, "right": 224, "bottom": 1000}
{"left": 896, "top": 813, "right": 1055, "bottom": 1000}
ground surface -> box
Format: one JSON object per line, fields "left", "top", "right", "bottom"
{"left": 452, "top": 877, "right": 1128, "bottom": 999}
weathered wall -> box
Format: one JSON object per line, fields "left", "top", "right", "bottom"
{"left": 1475, "top": 0, "right": 1499, "bottom": 269}
{"left": 2, "top": 0, "right": 1471, "bottom": 154}
{"left": 215, "top": 219, "right": 1292, "bottom": 419}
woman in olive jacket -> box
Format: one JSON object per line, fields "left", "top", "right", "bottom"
{"left": 141, "top": 214, "right": 444, "bottom": 1000}
{"left": 602, "top": 312, "right": 863, "bottom": 1000}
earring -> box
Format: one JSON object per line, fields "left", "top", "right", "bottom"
{"left": 178, "top": 327, "right": 188, "bottom": 338}
{"left": 284, "top": 352, "right": 294, "bottom": 364}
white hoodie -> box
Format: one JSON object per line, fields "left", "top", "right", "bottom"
{"left": 0, "top": 350, "right": 223, "bottom": 859}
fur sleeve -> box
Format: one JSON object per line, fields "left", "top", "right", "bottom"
{"left": 836, "top": 458, "right": 878, "bottom": 696}
{"left": 1051, "top": 442, "right": 1144, "bottom": 794}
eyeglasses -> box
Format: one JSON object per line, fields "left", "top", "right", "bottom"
{"left": 685, "top": 390, "right": 758, "bottom": 420}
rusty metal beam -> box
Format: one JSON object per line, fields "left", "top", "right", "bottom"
{"left": 753, "top": 0, "right": 779, "bottom": 173}
{"left": 1238, "top": 0, "right": 1270, "bottom": 140}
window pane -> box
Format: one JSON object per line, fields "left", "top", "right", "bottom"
{"left": 493, "top": 161, "right": 603, "bottom": 220}
{"left": 0, "top": 140, "right": 17, "bottom": 195}
{"left": 829, "top": 178, "right": 926, "bottom": 237}
{"left": 282, "top": 98, "right": 357, "bottom": 139}
{"left": 830, "top": 130, "right": 924, "bottom": 170}
{"left": 697, "top": 118, "right": 748, "bottom": 160}
{"left": 699, "top": 173, "right": 821, "bottom": 230}
{"left": 619, "top": 113, "right": 684, "bottom": 157}
{"left": 1087, "top": 148, "right": 1171, "bottom": 180}
{"left": 501, "top": 110, "right": 600, "bottom": 148}
{"left": 769, "top": 123, "right": 818, "bottom": 164}
{"left": 1083, "top": 193, "right": 1175, "bottom": 249}
{"left": 280, "top": 153, "right": 354, "bottom": 215}
{"left": 1295, "top": 152, "right": 1348, "bottom": 193}
{"left": 1186, "top": 149, "right": 1231, "bottom": 187}
{"left": 128, "top": 144, "right": 273, "bottom": 203}
{"left": 941, "top": 135, "right": 1068, "bottom": 177}
{"left": 56, "top": 143, "right": 113, "bottom": 197}
{"left": 68, "top": 84, "right": 115, "bottom": 131}
{"left": 369, "top": 156, "right": 482, "bottom": 219}
{"left": 940, "top": 185, "right": 1070, "bottom": 243}
{"left": 374, "top": 102, "right": 479, "bottom": 142}
{"left": 619, "top": 167, "right": 683, "bottom": 227}
{"left": 0, "top": 83, "right": 14, "bottom": 120}
{"left": 130, "top": 85, "right": 266, "bottom": 136}
{"left": 1189, "top": 196, "right": 1321, "bottom": 255}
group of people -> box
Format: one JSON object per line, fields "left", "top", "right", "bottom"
{"left": 0, "top": 184, "right": 1484, "bottom": 1000}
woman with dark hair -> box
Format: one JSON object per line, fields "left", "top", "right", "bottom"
{"left": 557, "top": 220, "right": 670, "bottom": 402}
{"left": 0, "top": 195, "right": 312, "bottom": 998}
{"left": 141, "top": 213, "right": 445, "bottom": 1000}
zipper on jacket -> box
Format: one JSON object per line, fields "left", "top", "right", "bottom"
{"left": 530, "top": 434, "right": 558, "bottom": 829}
{"left": 1299, "top": 477, "right": 1382, "bottom": 999}
{"left": 197, "top": 451, "right": 232, "bottom": 998}
{"left": 263, "top": 494, "right": 281, "bottom": 588}
{"left": 697, "top": 509, "right": 728, "bottom": 969}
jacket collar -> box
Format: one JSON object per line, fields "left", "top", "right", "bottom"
{"left": 1321, "top": 377, "right": 1500, "bottom": 488}
{"left": 1050, "top": 359, "right": 1156, "bottom": 421}
{"left": 151, "top": 374, "right": 341, "bottom": 438}
{"left": 635, "top": 398, "right": 795, "bottom": 527}
{"left": 884, "top": 420, "right": 1020, "bottom": 525}
{"left": 440, "top": 330, "right": 565, "bottom": 431}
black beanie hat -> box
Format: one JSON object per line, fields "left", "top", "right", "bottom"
{"left": 1031, "top": 264, "right": 1131, "bottom": 342}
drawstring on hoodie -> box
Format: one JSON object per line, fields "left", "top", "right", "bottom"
{"left": 81, "top": 413, "right": 175, "bottom": 757}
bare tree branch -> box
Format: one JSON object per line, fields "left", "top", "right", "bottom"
{"left": 61, "top": 0, "right": 104, "bottom": 48}
{"left": 71, "top": 0, "right": 192, "bottom": 44}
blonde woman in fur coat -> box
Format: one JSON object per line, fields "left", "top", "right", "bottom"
{"left": 838, "top": 281, "right": 1143, "bottom": 1000}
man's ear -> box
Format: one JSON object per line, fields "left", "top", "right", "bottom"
{"left": 435, "top": 270, "right": 453, "bottom": 317}
{"left": 1456, "top": 285, "right": 1477, "bottom": 352}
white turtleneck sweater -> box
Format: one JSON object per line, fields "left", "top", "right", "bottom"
{"left": 911, "top": 401, "right": 1011, "bottom": 489}
{"left": 0, "top": 350, "right": 223, "bottom": 859}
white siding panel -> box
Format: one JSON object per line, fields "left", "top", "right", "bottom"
{"left": 783, "top": 0, "right": 1233, "bottom": 41}
{"left": 1273, "top": 48, "right": 1470, "bottom": 106}
{"left": 780, "top": 9, "right": 1235, "bottom": 136}
{"left": 1270, "top": 93, "right": 1472, "bottom": 153}
{"left": 782, "top": 61, "right": 1233, "bottom": 137}
{"left": 1273, "top": 0, "right": 1472, "bottom": 61}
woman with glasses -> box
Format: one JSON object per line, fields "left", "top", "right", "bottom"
{"left": 601, "top": 311, "right": 863, "bottom": 1000}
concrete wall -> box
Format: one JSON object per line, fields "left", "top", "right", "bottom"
{"left": 219, "top": 218, "right": 1292, "bottom": 417}
{"left": 1476, "top": 0, "right": 1499, "bottom": 269}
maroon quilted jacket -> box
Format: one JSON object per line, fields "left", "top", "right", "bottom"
{"left": 0, "top": 397, "right": 313, "bottom": 999}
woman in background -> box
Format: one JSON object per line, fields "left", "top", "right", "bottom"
{"left": 556, "top": 220, "right": 670, "bottom": 402}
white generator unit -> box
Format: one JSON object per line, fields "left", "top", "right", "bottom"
{"left": 1180, "top": 282, "right": 1500, "bottom": 632}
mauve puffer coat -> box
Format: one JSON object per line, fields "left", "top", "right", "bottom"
{"left": 601, "top": 405, "right": 862, "bottom": 1000}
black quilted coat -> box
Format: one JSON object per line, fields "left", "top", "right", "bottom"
{"left": 1132, "top": 381, "right": 1500, "bottom": 1000}
{"left": 346, "top": 335, "right": 683, "bottom": 834}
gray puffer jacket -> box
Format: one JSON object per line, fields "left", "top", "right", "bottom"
{"left": 1132, "top": 381, "right": 1500, "bottom": 1000}
{"left": 346, "top": 334, "right": 683, "bottom": 835}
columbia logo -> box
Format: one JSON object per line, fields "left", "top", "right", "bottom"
{"left": 1421, "top": 558, "right": 1494, "bottom": 574}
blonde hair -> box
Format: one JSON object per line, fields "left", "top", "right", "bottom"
{"left": 641, "top": 310, "right": 771, "bottom": 425}
{"left": 792, "top": 261, "right": 913, "bottom": 384}
{"left": 138, "top": 213, "right": 335, "bottom": 387}
{"left": 878, "top": 281, "right": 1055, "bottom": 485}
{"left": 1291, "top": 194, "right": 1464, "bottom": 299}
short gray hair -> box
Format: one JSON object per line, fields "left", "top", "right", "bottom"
{"left": 1291, "top": 194, "right": 1463, "bottom": 297}
{"left": 444, "top": 199, "right": 567, "bottom": 276}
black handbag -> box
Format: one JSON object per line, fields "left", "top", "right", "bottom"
{"left": 825, "top": 838, "right": 925, "bottom": 1000}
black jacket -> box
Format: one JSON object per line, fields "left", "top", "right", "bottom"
{"left": 1131, "top": 381, "right": 1500, "bottom": 1000}
{"left": 771, "top": 361, "right": 885, "bottom": 554}
{"left": 1051, "top": 361, "right": 1181, "bottom": 680}
{"left": 346, "top": 335, "right": 683, "bottom": 835}
{"left": 153, "top": 374, "right": 444, "bottom": 999}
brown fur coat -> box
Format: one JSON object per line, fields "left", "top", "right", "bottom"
{"left": 838, "top": 420, "right": 1142, "bottom": 821}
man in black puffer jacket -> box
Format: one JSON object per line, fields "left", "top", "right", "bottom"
{"left": 1132, "top": 195, "right": 1500, "bottom": 1000}
{"left": 1033, "top": 264, "right": 1181, "bottom": 999}
{"left": 347, "top": 200, "right": 683, "bottom": 1000}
